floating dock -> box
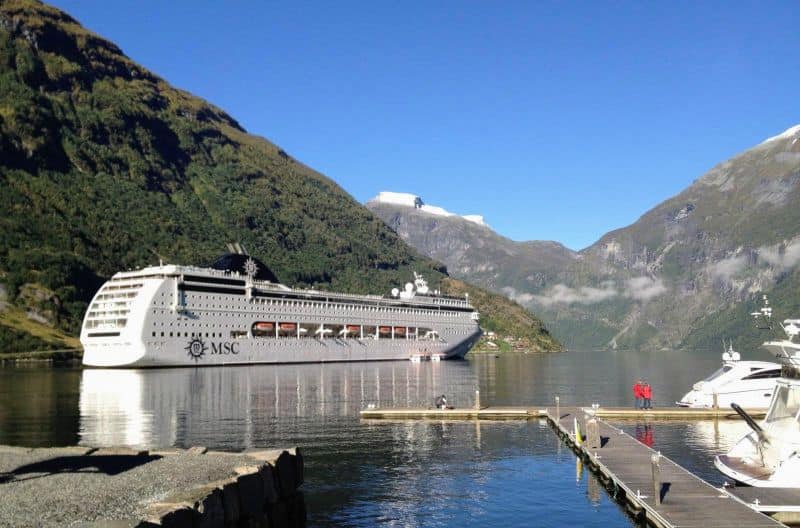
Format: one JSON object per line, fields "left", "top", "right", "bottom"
{"left": 360, "top": 404, "right": 788, "bottom": 527}
{"left": 359, "top": 405, "right": 766, "bottom": 420}
{"left": 550, "top": 406, "right": 783, "bottom": 528}
{"left": 0, "top": 444, "right": 305, "bottom": 527}
{"left": 727, "top": 488, "right": 800, "bottom": 525}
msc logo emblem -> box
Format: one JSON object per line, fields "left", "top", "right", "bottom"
{"left": 185, "top": 337, "right": 207, "bottom": 361}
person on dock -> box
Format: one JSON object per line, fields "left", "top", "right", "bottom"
{"left": 642, "top": 381, "right": 652, "bottom": 409}
{"left": 435, "top": 394, "right": 448, "bottom": 409}
{"left": 632, "top": 379, "right": 644, "bottom": 409}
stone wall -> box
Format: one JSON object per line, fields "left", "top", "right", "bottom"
{"left": 139, "top": 447, "right": 305, "bottom": 528}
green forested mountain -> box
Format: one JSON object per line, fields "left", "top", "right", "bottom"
{"left": 0, "top": 0, "right": 560, "bottom": 353}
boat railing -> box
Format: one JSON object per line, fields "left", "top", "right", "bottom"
{"left": 145, "top": 265, "right": 473, "bottom": 308}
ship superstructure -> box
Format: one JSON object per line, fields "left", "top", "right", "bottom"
{"left": 80, "top": 254, "right": 481, "bottom": 367}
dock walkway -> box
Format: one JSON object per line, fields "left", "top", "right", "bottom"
{"left": 359, "top": 405, "right": 765, "bottom": 420}
{"left": 727, "top": 487, "right": 800, "bottom": 525}
{"left": 551, "top": 406, "right": 783, "bottom": 528}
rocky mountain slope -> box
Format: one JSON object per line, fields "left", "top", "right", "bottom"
{"left": 368, "top": 128, "right": 800, "bottom": 351}
{"left": 0, "top": 0, "right": 560, "bottom": 353}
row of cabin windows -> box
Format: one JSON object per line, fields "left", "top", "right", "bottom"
{"left": 155, "top": 292, "right": 462, "bottom": 317}
{"left": 151, "top": 329, "right": 437, "bottom": 340}
{"left": 153, "top": 331, "right": 223, "bottom": 338}
{"left": 143, "top": 331, "right": 477, "bottom": 339}
{"left": 150, "top": 326, "right": 474, "bottom": 339}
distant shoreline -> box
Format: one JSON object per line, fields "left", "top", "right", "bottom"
{"left": 0, "top": 345, "right": 562, "bottom": 365}
{"left": 0, "top": 348, "right": 82, "bottom": 365}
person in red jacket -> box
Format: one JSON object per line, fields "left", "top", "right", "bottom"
{"left": 642, "top": 381, "right": 653, "bottom": 409}
{"left": 632, "top": 379, "right": 643, "bottom": 409}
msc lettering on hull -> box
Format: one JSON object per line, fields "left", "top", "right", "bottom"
{"left": 185, "top": 338, "right": 238, "bottom": 361}
{"left": 211, "top": 342, "right": 239, "bottom": 355}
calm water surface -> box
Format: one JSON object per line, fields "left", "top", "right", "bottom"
{"left": 0, "top": 349, "right": 748, "bottom": 526}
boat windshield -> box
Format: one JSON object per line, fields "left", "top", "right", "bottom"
{"left": 765, "top": 384, "right": 800, "bottom": 425}
{"left": 703, "top": 365, "right": 733, "bottom": 382}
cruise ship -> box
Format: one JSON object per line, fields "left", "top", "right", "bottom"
{"left": 80, "top": 252, "right": 482, "bottom": 367}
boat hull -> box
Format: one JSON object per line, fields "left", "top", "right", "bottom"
{"left": 676, "top": 386, "right": 775, "bottom": 409}
{"left": 83, "top": 328, "right": 481, "bottom": 367}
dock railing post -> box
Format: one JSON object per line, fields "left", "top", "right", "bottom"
{"left": 586, "top": 418, "right": 600, "bottom": 448}
{"left": 555, "top": 395, "right": 560, "bottom": 421}
{"left": 651, "top": 452, "right": 662, "bottom": 505}
{"left": 475, "top": 390, "right": 481, "bottom": 410}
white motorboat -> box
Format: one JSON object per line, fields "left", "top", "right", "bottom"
{"left": 677, "top": 344, "right": 781, "bottom": 409}
{"left": 715, "top": 300, "right": 800, "bottom": 487}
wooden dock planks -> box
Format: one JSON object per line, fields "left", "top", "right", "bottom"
{"left": 590, "top": 407, "right": 766, "bottom": 419}
{"left": 727, "top": 486, "right": 800, "bottom": 526}
{"left": 359, "top": 406, "right": 763, "bottom": 420}
{"left": 552, "top": 406, "right": 784, "bottom": 528}
{"left": 359, "top": 406, "right": 541, "bottom": 420}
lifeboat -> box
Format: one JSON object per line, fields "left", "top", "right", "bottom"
{"left": 346, "top": 325, "right": 361, "bottom": 333}
{"left": 394, "top": 327, "right": 406, "bottom": 335}
{"left": 279, "top": 322, "right": 297, "bottom": 331}
{"left": 253, "top": 322, "right": 275, "bottom": 331}
{"left": 378, "top": 326, "right": 392, "bottom": 334}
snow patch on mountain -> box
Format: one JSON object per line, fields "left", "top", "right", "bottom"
{"left": 760, "top": 124, "right": 800, "bottom": 145}
{"left": 370, "top": 192, "right": 489, "bottom": 227}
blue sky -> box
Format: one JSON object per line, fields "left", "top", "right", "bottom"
{"left": 52, "top": 1, "right": 799, "bottom": 250}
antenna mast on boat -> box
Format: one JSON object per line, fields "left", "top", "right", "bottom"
{"left": 751, "top": 294, "right": 773, "bottom": 330}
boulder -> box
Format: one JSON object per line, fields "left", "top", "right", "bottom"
{"left": 274, "top": 452, "right": 297, "bottom": 497}
{"left": 235, "top": 466, "right": 265, "bottom": 518}
{"left": 142, "top": 503, "right": 195, "bottom": 528}
{"left": 220, "top": 479, "right": 240, "bottom": 527}
{"left": 260, "top": 463, "right": 279, "bottom": 505}
{"left": 267, "top": 501, "right": 289, "bottom": 528}
{"left": 195, "top": 487, "right": 225, "bottom": 528}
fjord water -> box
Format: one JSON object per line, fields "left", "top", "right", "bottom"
{"left": 0, "top": 350, "right": 750, "bottom": 526}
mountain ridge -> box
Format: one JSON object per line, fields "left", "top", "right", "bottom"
{"left": 368, "top": 123, "right": 800, "bottom": 351}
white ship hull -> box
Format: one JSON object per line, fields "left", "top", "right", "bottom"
{"left": 81, "top": 261, "right": 481, "bottom": 368}
{"left": 676, "top": 359, "right": 781, "bottom": 409}
{"left": 83, "top": 331, "right": 481, "bottom": 368}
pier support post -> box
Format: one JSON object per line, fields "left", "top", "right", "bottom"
{"left": 712, "top": 392, "right": 719, "bottom": 409}
{"left": 475, "top": 390, "right": 481, "bottom": 410}
{"left": 555, "top": 396, "right": 560, "bottom": 420}
{"left": 586, "top": 418, "right": 600, "bottom": 448}
{"left": 651, "top": 453, "right": 662, "bottom": 505}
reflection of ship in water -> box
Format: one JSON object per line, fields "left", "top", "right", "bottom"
{"left": 79, "top": 361, "right": 477, "bottom": 449}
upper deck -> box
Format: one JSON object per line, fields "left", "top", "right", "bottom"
{"left": 112, "top": 265, "right": 476, "bottom": 313}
